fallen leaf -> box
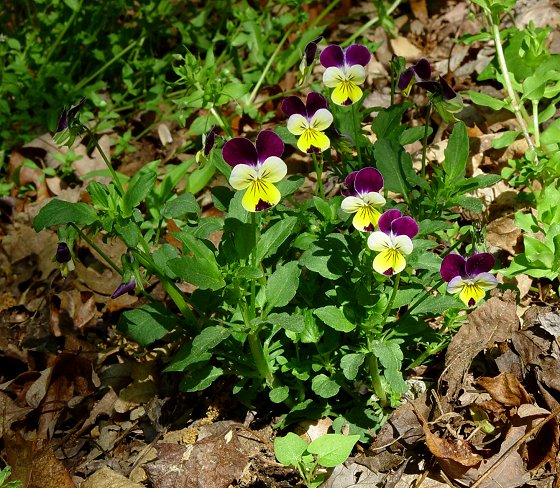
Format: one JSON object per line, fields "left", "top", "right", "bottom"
{"left": 82, "top": 466, "right": 144, "bottom": 488}
{"left": 477, "top": 373, "right": 532, "bottom": 407}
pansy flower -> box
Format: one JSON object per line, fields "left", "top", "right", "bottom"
{"left": 398, "top": 58, "right": 432, "bottom": 96}
{"left": 341, "top": 167, "right": 386, "bottom": 232}
{"left": 440, "top": 253, "right": 498, "bottom": 307}
{"left": 367, "top": 209, "right": 419, "bottom": 275}
{"left": 222, "top": 130, "right": 287, "bottom": 212}
{"left": 111, "top": 277, "right": 136, "bottom": 299}
{"left": 55, "top": 241, "right": 75, "bottom": 276}
{"left": 282, "top": 92, "right": 333, "bottom": 153}
{"left": 320, "top": 44, "right": 371, "bottom": 106}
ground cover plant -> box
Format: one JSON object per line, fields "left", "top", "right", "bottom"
{"left": 1, "top": 1, "right": 560, "bottom": 487}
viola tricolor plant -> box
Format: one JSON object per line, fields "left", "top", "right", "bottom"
{"left": 320, "top": 44, "right": 371, "bottom": 105}
{"left": 367, "top": 210, "right": 419, "bottom": 275}
{"left": 341, "top": 167, "right": 385, "bottom": 232}
{"left": 222, "top": 130, "right": 287, "bottom": 212}
{"left": 440, "top": 253, "right": 498, "bottom": 307}
{"left": 282, "top": 92, "right": 333, "bottom": 153}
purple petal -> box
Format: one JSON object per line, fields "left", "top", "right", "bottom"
{"left": 204, "top": 126, "right": 217, "bottom": 156}
{"left": 281, "top": 96, "right": 307, "bottom": 117}
{"left": 56, "top": 242, "right": 72, "bottom": 263}
{"left": 111, "top": 278, "right": 136, "bottom": 299}
{"left": 466, "top": 253, "right": 495, "bottom": 276}
{"left": 391, "top": 216, "right": 418, "bottom": 239}
{"left": 304, "top": 37, "right": 322, "bottom": 66}
{"left": 320, "top": 44, "right": 344, "bottom": 68}
{"left": 306, "top": 92, "right": 328, "bottom": 117}
{"left": 440, "top": 253, "right": 466, "bottom": 282}
{"left": 56, "top": 108, "right": 69, "bottom": 132}
{"left": 343, "top": 171, "right": 358, "bottom": 196}
{"left": 222, "top": 137, "right": 258, "bottom": 167}
{"left": 345, "top": 44, "right": 371, "bottom": 67}
{"left": 378, "top": 209, "right": 402, "bottom": 234}
{"left": 256, "top": 130, "right": 284, "bottom": 163}
{"left": 354, "top": 167, "right": 383, "bottom": 194}
{"left": 412, "top": 58, "right": 431, "bottom": 80}
{"left": 398, "top": 68, "right": 414, "bottom": 91}
{"left": 439, "top": 76, "right": 457, "bottom": 100}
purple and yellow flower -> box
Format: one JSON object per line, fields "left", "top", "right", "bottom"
{"left": 320, "top": 44, "right": 371, "bottom": 106}
{"left": 282, "top": 92, "right": 333, "bottom": 153}
{"left": 111, "top": 277, "right": 136, "bottom": 299}
{"left": 341, "top": 167, "right": 386, "bottom": 232}
{"left": 440, "top": 253, "right": 498, "bottom": 307}
{"left": 222, "top": 130, "right": 287, "bottom": 212}
{"left": 398, "top": 58, "right": 432, "bottom": 96}
{"left": 367, "top": 210, "right": 419, "bottom": 275}
{"left": 55, "top": 241, "right": 75, "bottom": 276}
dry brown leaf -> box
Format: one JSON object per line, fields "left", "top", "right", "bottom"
{"left": 486, "top": 216, "right": 521, "bottom": 255}
{"left": 82, "top": 466, "right": 144, "bottom": 488}
{"left": 477, "top": 373, "right": 532, "bottom": 407}
{"left": 441, "top": 291, "right": 520, "bottom": 401}
{"left": 0, "top": 391, "right": 33, "bottom": 437}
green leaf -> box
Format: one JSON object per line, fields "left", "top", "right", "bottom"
{"left": 267, "top": 312, "right": 305, "bottom": 333}
{"left": 87, "top": 181, "right": 110, "bottom": 209}
{"left": 256, "top": 216, "right": 298, "bottom": 261}
{"left": 452, "top": 195, "right": 484, "bottom": 213}
{"left": 168, "top": 255, "right": 225, "bottom": 290}
{"left": 162, "top": 193, "right": 200, "bottom": 218}
{"left": 412, "top": 294, "right": 463, "bottom": 315}
{"left": 221, "top": 82, "right": 251, "bottom": 100}
{"left": 444, "top": 121, "right": 468, "bottom": 184}
{"left": 399, "top": 125, "right": 428, "bottom": 145}
{"left": 192, "top": 326, "right": 231, "bottom": 352}
{"left": 455, "top": 174, "right": 502, "bottom": 193}
{"left": 312, "top": 374, "right": 340, "bottom": 398}
{"left": 152, "top": 244, "right": 180, "bottom": 279}
{"left": 371, "top": 104, "right": 409, "bottom": 140}
{"left": 307, "top": 434, "right": 360, "bottom": 467}
{"left": 179, "top": 365, "right": 223, "bottom": 392}
{"left": 122, "top": 169, "right": 157, "bottom": 214}
{"left": 269, "top": 386, "right": 290, "bottom": 404}
{"left": 33, "top": 199, "right": 98, "bottom": 231}
{"left": 274, "top": 126, "right": 298, "bottom": 147}
{"left": 314, "top": 306, "right": 356, "bottom": 332}
{"left": 265, "top": 261, "right": 301, "bottom": 311}
{"left": 174, "top": 231, "right": 217, "bottom": 261}
{"left": 541, "top": 118, "right": 560, "bottom": 145}
{"left": 374, "top": 138, "right": 414, "bottom": 195}
{"left": 370, "top": 341, "right": 407, "bottom": 393}
{"left": 164, "top": 342, "right": 212, "bottom": 372}
{"left": 467, "top": 91, "right": 508, "bottom": 110}
{"left": 340, "top": 353, "right": 365, "bottom": 380}
{"left": 117, "top": 302, "right": 176, "bottom": 347}
{"left": 492, "top": 130, "right": 521, "bottom": 149}
{"left": 274, "top": 433, "right": 309, "bottom": 466}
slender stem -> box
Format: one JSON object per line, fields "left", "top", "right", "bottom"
{"left": 311, "top": 152, "right": 325, "bottom": 199}
{"left": 351, "top": 103, "right": 363, "bottom": 166}
{"left": 532, "top": 99, "right": 540, "bottom": 149}
{"left": 247, "top": 331, "right": 276, "bottom": 387}
{"left": 381, "top": 273, "right": 401, "bottom": 325}
{"left": 342, "top": 0, "right": 403, "bottom": 47}
{"left": 367, "top": 350, "right": 388, "bottom": 406}
{"left": 69, "top": 223, "right": 122, "bottom": 275}
{"left": 489, "top": 18, "right": 536, "bottom": 159}
{"left": 90, "top": 133, "right": 126, "bottom": 196}
{"left": 248, "top": 27, "right": 292, "bottom": 106}
{"left": 421, "top": 104, "right": 432, "bottom": 180}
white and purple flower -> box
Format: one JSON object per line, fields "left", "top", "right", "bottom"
{"left": 440, "top": 253, "right": 498, "bottom": 307}
{"left": 282, "top": 92, "right": 333, "bottom": 153}
{"left": 320, "top": 44, "right": 371, "bottom": 106}
{"left": 341, "top": 167, "right": 386, "bottom": 232}
{"left": 222, "top": 130, "right": 287, "bottom": 212}
{"left": 367, "top": 209, "right": 419, "bottom": 276}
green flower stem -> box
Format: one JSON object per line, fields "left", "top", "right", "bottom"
{"left": 89, "top": 132, "right": 126, "bottom": 196}
{"left": 351, "top": 103, "right": 363, "bottom": 166}
{"left": 69, "top": 223, "right": 122, "bottom": 276}
{"left": 367, "top": 351, "right": 388, "bottom": 407}
{"left": 488, "top": 17, "right": 537, "bottom": 158}
{"left": 342, "top": 0, "right": 402, "bottom": 47}
{"left": 381, "top": 272, "right": 401, "bottom": 324}
{"left": 532, "top": 100, "right": 540, "bottom": 148}
{"left": 311, "top": 152, "right": 325, "bottom": 199}
{"left": 421, "top": 103, "right": 432, "bottom": 181}
{"left": 247, "top": 330, "right": 277, "bottom": 387}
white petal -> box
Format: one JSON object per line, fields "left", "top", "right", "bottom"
{"left": 360, "top": 192, "right": 386, "bottom": 206}
{"left": 229, "top": 164, "right": 257, "bottom": 190}
{"left": 287, "top": 114, "right": 309, "bottom": 136}
{"left": 341, "top": 196, "right": 363, "bottom": 213}
{"left": 323, "top": 66, "right": 346, "bottom": 88}
{"left": 309, "top": 108, "right": 333, "bottom": 131}
{"left": 392, "top": 235, "right": 413, "bottom": 256}
{"left": 367, "top": 231, "right": 392, "bottom": 251}
{"left": 473, "top": 272, "right": 498, "bottom": 290}
{"left": 447, "top": 276, "right": 466, "bottom": 295}
{"left": 258, "top": 156, "right": 287, "bottom": 183}
{"left": 346, "top": 64, "right": 366, "bottom": 85}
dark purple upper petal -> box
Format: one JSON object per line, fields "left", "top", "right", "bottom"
{"left": 56, "top": 108, "right": 69, "bottom": 132}
{"left": 412, "top": 58, "right": 431, "bottom": 81}
{"left": 440, "top": 253, "right": 467, "bottom": 282}
{"left": 306, "top": 92, "right": 328, "bottom": 117}
{"left": 281, "top": 96, "right": 307, "bottom": 118}
{"left": 465, "top": 253, "right": 495, "bottom": 276}
{"left": 345, "top": 44, "right": 371, "bottom": 67}
{"left": 416, "top": 80, "right": 442, "bottom": 94}
{"left": 398, "top": 68, "right": 415, "bottom": 91}
{"left": 391, "top": 216, "right": 418, "bottom": 239}
{"left": 320, "top": 44, "right": 344, "bottom": 68}
{"left": 56, "top": 242, "right": 72, "bottom": 263}
{"left": 256, "top": 130, "right": 284, "bottom": 163}
{"left": 111, "top": 278, "right": 136, "bottom": 299}
{"left": 204, "top": 126, "right": 217, "bottom": 156}
{"left": 343, "top": 171, "right": 358, "bottom": 196}
{"left": 354, "top": 167, "right": 383, "bottom": 195}
{"left": 304, "top": 36, "right": 322, "bottom": 66}
{"left": 378, "top": 209, "right": 402, "bottom": 234}
{"left": 439, "top": 76, "right": 457, "bottom": 100}
{"left": 222, "top": 137, "right": 258, "bottom": 167}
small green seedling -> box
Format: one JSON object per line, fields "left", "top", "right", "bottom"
{"left": 0, "top": 467, "right": 21, "bottom": 488}
{"left": 274, "top": 432, "right": 360, "bottom": 488}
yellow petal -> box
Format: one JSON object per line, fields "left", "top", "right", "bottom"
{"left": 458, "top": 283, "right": 486, "bottom": 307}
{"left": 352, "top": 205, "right": 381, "bottom": 232}
{"left": 242, "top": 179, "right": 281, "bottom": 212}
{"left": 373, "top": 248, "right": 406, "bottom": 275}
{"left": 297, "top": 129, "right": 330, "bottom": 153}
{"left": 331, "top": 81, "right": 363, "bottom": 106}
